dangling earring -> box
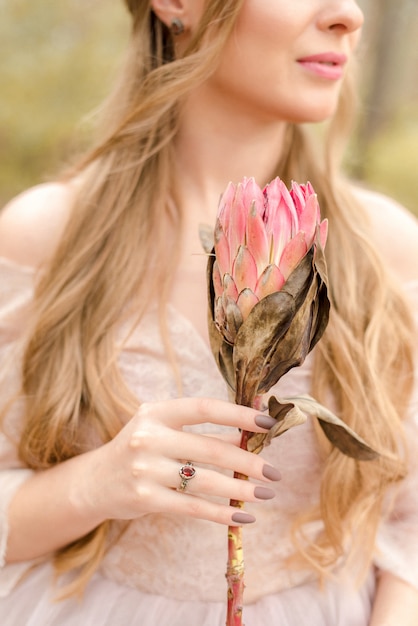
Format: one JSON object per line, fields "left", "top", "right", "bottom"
{"left": 171, "top": 17, "right": 184, "bottom": 36}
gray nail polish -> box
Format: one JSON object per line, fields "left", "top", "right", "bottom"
{"left": 231, "top": 512, "right": 256, "bottom": 524}
{"left": 262, "top": 464, "right": 282, "bottom": 481}
{"left": 254, "top": 486, "right": 276, "bottom": 500}
{"left": 254, "top": 414, "right": 277, "bottom": 429}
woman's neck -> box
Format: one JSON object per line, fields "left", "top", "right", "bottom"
{"left": 174, "top": 85, "right": 288, "bottom": 223}
{"left": 168, "top": 86, "right": 288, "bottom": 343}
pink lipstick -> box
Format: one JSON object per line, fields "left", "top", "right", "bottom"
{"left": 297, "top": 52, "right": 347, "bottom": 80}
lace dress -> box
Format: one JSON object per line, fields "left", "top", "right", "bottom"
{"left": 0, "top": 257, "right": 417, "bottom": 626}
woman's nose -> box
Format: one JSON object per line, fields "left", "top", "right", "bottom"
{"left": 317, "top": 0, "right": 364, "bottom": 35}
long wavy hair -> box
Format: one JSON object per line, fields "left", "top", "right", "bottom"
{"left": 8, "top": 0, "right": 415, "bottom": 597}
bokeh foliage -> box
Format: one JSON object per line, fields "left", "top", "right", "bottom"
{"left": 0, "top": 0, "right": 129, "bottom": 204}
{"left": 358, "top": 105, "right": 418, "bottom": 213}
{"left": 1, "top": 0, "right": 417, "bottom": 216}
{"left": 351, "top": 0, "right": 418, "bottom": 214}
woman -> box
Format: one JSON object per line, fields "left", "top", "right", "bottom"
{"left": 0, "top": 1, "right": 417, "bottom": 624}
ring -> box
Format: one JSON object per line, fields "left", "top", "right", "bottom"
{"left": 178, "top": 462, "right": 196, "bottom": 492}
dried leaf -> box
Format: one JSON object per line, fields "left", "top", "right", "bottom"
{"left": 248, "top": 395, "right": 380, "bottom": 460}
{"left": 289, "top": 395, "right": 380, "bottom": 461}
{"left": 233, "top": 291, "right": 295, "bottom": 405}
{"left": 206, "top": 249, "right": 236, "bottom": 390}
{"left": 280, "top": 250, "right": 314, "bottom": 307}
{"left": 307, "top": 241, "right": 330, "bottom": 351}
{"left": 313, "top": 230, "right": 329, "bottom": 285}
{"left": 223, "top": 295, "right": 244, "bottom": 342}
{"left": 199, "top": 223, "right": 215, "bottom": 254}
{"left": 232, "top": 250, "right": 330, "bottom": 405}
{"left": 257, "top": 276, "right": 317, "bottom": 392}
{"left": 307, "top": 279, "right": 330, "bottom": 353}
{"left": 207, "top": 315, "right": 235, "bottom": 391}
{"left": 248, "top": 396, "right": 307, "bottom": 454}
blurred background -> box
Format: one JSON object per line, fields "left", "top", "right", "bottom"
{"left": 1, "top": 0, "right": 417, "bottom": 215}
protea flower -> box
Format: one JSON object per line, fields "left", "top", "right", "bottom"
{"left": 203, "top": 177, "right": 378, "bottom": 626}
{"left": 207, "top": 176, "right": 330, "bottom": 407}
{"left": 212, "top": 177, "right": 328, "bottom": 345}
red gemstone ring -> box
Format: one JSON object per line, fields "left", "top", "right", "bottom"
{"left": 178, "top": 462, "right": 196, "bottom": 492}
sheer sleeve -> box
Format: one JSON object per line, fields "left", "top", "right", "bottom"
{"left": 0, "top": 258, "right": 38, "bottom": 595}
{"left": 374, "top": 280, "right": 418, "bottom": 589}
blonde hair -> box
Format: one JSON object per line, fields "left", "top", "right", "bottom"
{"left": 8, "top": 0, "right": 415, "bottom": 597}
{"left": 280, "top": 105, "right": 414, "bottom": 577}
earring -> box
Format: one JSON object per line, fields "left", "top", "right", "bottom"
{"left": 171, "top": 17, "right": 184, "bottom": 36}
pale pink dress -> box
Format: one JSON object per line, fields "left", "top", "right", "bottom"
{"left": 0, "top": 256, "right": 418, "bottom": 625}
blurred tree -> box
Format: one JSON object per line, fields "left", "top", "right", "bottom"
{"left": 355, "top": 0, "right": 418, "bottom": 158}
{"left": 0, "top": 0, "right": 129, "bottom": 205}
{"left": 349, "top": 0, "right": 418, "bottom": 212}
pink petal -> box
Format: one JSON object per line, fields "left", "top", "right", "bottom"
{"left": 264, "top": 179, "right": 299, "bottom": 262}
{"left": 305, "top": 183, "right": 321, "bottom": 222}
{"left": 242, "top": 177, "right": 264, "bottom": 215}
{"left": 318, "top": 219, "right": 328, "bottom": 248}
{"left": 278, "top": 179, "right": 299, "bottom": 229}
{"left": 255, "top": 264, "right": 285, "bottom": 300}
{"left": 263, "top": 176, "right": 282, "bottom": 204}
{"left": 246, "top": 203, "right": 270, "bottom": 273}
{"left": 223, "top": 273, "right": 239, "bottom": 300}
{"left": 263, "top": 177, "right": 280, "bottom": 217}
{"left": 232, "top": 245, "right": 258, "bottom": 293}
{"left": 289, "top": 181, "right": 306, "bottom": 219}
{"left": 291, "top": 181, "right": 319, "bottom": 223}
{"left": 214, "top": 222, "right": 230, "bottom": 277}
{"left": 279, "top": 232, "right": 307, "bottom": 279}
{"left": 217, "top": 182, "right": 236, "bottom": 233}
{"left": 228, "top": 184, "right": 247, "bottom": 260}
{"left": 268, "top": 202, "right": 294, "bottom": 265}
{"left": 305, "top": 181, "right": 315, "bottom": 196}
{"left": 236, "top": 288, "right": 259, "bottom": 322}
{"left": 298, "top": 193, "right": 319, "bottom": 249}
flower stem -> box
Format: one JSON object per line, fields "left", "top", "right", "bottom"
{"left": 226, "top": 395, "right": 263, "bottom": 626}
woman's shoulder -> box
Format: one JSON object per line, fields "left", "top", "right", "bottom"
{"left": 352, "top": 186, "right": 418, "bottom": 283}
{"left": 0, "top": 180, "right": 77, "bottom": 270}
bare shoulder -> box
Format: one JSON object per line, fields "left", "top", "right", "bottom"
{"left": 352, "top": 186, "right": 418, "bottom": 283}
{"left": 0, "top": 181, "right": 77, "bottom": 269}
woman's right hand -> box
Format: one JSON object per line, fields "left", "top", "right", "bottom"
{"left": 79, "top": 397, "right": 281, "bottom": 527}
{"left": 6, "top": 397, "right": 281, "bottom": 563}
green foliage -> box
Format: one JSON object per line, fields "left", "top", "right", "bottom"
{"left": 362, "top": 106, "right": 418, "bottom": 217}
{"left": 0, "top": 0, "right": 129, "bottom": 205}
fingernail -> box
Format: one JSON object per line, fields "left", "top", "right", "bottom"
{"left": 254, "top": 486, "right": 275, "bottom": 500}
{"left": 231, "top": 512, "right": 256, "bottom": 524}
{"left": 262, "top": 464, "right": 282, "bottom": 481}
{"left": 254, "top": 414, "right": 277, "bottom": 429}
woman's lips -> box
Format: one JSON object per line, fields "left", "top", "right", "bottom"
{"left": 297, "top": 52, "right": 348, "bottom": 80}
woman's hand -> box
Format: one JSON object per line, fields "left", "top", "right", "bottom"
{"left": 7, "top": 396, "right": 280, "bottom": 563}
{"left": 79, "top": 397, "right": 281, "bottom": 527}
